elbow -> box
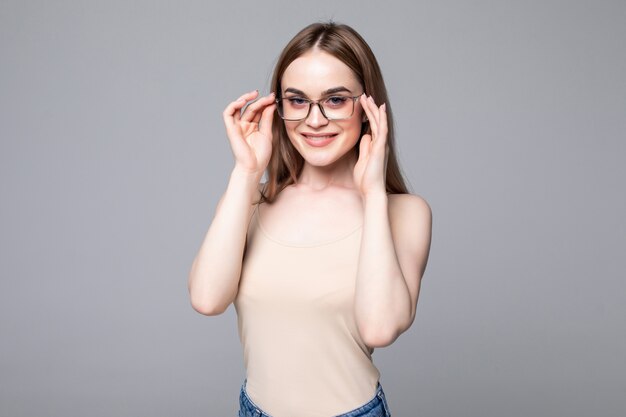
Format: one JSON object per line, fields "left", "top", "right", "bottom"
{"left": 358, "top": 314, "right": 414, "bottom": 348}
{"left": 359, "top": 324, "right": 400, "bottom": 348}
{"left": 190, "top": 297, "right": 228, "bottom": 316}
{"left": 188, "top": 282, "right": 231, "bottom": 316}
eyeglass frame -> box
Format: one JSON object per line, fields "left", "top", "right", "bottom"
{"left": 274, "top": 94, "right": 364, "bottom": 121}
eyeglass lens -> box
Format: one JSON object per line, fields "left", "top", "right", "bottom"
{"left": 278, "top": 97, "right": 355, "bottom": 120}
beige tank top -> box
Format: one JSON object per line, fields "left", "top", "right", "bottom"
{"left": 233, "top": 204, "right": 381, "bottom": 417}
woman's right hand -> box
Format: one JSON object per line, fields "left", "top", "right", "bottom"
{"left": 222, "top": 90, "right": 276, "bottom": 177}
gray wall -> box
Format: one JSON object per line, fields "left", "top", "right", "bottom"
{"left": 1, "top": 1, "right": 624, "bottom": 416}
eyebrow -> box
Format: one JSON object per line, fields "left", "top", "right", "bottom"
{"left": 283, "top": 86, "right": 353, "bottom": 97}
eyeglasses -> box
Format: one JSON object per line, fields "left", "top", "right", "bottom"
{"left": 275, "top": 95, "right": 362, "bottom": 121}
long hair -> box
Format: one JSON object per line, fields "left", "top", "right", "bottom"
{"left": 259, "top": 21, "right": 409, "bottom": 204}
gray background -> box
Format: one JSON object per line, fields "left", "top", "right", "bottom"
{"left": 1, "top": 1, "right": 624, "bottom": 416}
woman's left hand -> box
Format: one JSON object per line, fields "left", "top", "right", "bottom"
{"left": 353, "top": 94, "right": 389, "bottom": 198}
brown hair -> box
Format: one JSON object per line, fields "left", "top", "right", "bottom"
{"left": 259, "top": 21, "right": 409, "bottom": 204}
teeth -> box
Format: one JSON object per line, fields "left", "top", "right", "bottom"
{"left": 306, "top": 135, "right": 335, "bottom": 140}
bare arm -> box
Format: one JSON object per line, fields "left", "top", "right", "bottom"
{"left": 355, "top": 193, "right": 432, "bottom": 347}
{"left": 353, "top": 95, "right": 433, "bottom": 347}
{"left": 187, "top": 170, "right": 261, "bottom": 315}
{"left": 188, "top": 89, "right": 276, "bottom": 315}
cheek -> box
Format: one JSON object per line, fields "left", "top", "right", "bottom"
{"left": 344, "top": 119, "right": 364, "bottom": 141}
{"left": 283, "top": 121, "right": 298, "bottom": 135}
{"left": 284, "top": 122, "right": 303, "bottom": 147}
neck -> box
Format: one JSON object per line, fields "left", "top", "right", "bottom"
{"left": 296, "top": 150, "right": 358, "bottom": 191}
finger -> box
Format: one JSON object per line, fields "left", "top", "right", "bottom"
{"left": 375, "top": 103, "right": 388, "bottom": 151}
{"left": 366, "top": 95, "right": 381, "bottom": 132}
{"left": 226, "top": 90, "right": 259, "bottom": 116}
{"left": 224, "top": 90, "right": 259, "bottom": 127}
{"left": 259, "top": 100, "right": 276, "bottom": 137}
{"left": 359, "top": 133, "right": 372, "bottom": 160}
{"left": 367, "top": 95, "right": 381, "bottom": 127}
{"left": 360, "top": 95, "right": 378, "bottom": 138}
{"left": 252, "top": 94, "right": 277, "bottom": 124}
{"left": 242, "top": 93, "right": 275, "bottom": 123}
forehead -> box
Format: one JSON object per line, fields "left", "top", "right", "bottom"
{"left": 281, "top": 50, "right": 361, "bottom": 95}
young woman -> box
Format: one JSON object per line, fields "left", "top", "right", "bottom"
{"left": 188, "top": 22, "right": 432, "bottom": 417}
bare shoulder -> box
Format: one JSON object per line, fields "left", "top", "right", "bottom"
{"left": 388, "top": 193, "right": 432, "bottom": 228}
{"left": 387, "top": 193, "right": 432, "bottom": 256}
{"left": 388, "top": 193, "right": 433, "bottom": 288}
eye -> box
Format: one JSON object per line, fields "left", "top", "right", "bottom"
{"left": 325, "top": 96, "right": 350, "bottom": 107}
{"left": 287, "top": 97, "right": 308, "bottom": 106}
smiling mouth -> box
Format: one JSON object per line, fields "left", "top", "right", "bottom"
{"left": 301, "top": 133, "right": 338, "bottom": 140}
{"left": 300, "top": 133, "right": 339, "bottom": 147}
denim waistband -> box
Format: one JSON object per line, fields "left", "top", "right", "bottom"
{"left": 238, "top": 378, "right": 391, "bottom": 417}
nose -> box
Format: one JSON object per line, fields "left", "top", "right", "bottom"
{"left": 305, "top": 103, "right": 329, "bottom": 128}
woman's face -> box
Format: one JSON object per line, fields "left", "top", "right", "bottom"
{"left": 280, "top": 50, "right": 365, "bottom": 168}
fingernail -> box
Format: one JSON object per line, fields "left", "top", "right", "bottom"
{"left": 382, "top": 103, "right": 386, "bottom": 110}
{"left": 269, "top": 91, "right": 275, "bottom": 97}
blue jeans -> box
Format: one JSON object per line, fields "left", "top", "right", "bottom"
{"left": 238, "top": 379, "right": 392, "bottom": 417}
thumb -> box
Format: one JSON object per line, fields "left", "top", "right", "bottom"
{"left": 259, "top": 103, "right": 276, "bottom": 137}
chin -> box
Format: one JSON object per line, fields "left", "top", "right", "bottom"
{"left": 301, "top": 154, "right": 340, "bottom": 167}
{"left": 299, "top": 146, "right": 358, "bottom": 168}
